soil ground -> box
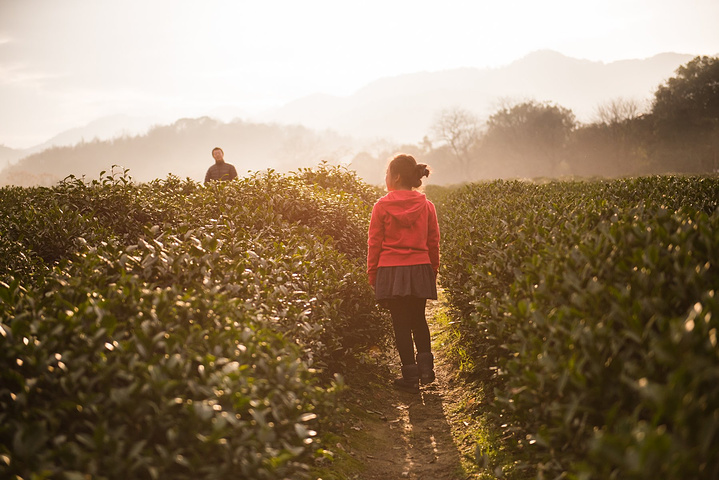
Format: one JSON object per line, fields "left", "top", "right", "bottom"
{"left": 316, "top": 296, "right": 486, "bottom": 480}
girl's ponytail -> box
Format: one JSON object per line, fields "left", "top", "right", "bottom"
{"left": 416, "top": 164, "right": 430, "bottom": 179}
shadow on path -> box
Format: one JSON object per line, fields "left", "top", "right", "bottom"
{"left": 352, "top": 298, "right": 470, "bottom": 479}
{"left": 334, "top": 295, "right": 474, "bottom": 480}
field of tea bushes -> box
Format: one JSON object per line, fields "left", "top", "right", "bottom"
{"left": 4, "top": 168, "right": 719, "bottom": 480}
{"left": 0, "top": 165, "right": 389, "bottom": 479}
{"left": 439, "top": 176, "right": 719, "bottom": 479}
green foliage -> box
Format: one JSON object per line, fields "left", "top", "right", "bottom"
{"left": 477, "top": 100, "right": 577, "bottom": 178}
{"left": 486, "top": 101, "right": 576, "bottom": 144}
{"left": 647, "top": 56, "right": 719, "bottom": 174}
{"left": 440, "top": 176, "right": 719, "bottom": 479}
{"left": 424, "top": 184, "right": 465, "bottom": 206}
{"left": 0, "top": 164, "right": 389, "bottom": 479}
{"left": 294, "top": 161, "right": 384, "bottom": 206}
{"left": 652, "top": 56, "right": 719, "bottom": 134}
{"left": 0, "top": 167, "right": 173, "bottom": 284}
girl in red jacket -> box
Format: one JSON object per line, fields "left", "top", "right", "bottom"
{"left": 367, "top": 154, "right": 440, "bottom": 393}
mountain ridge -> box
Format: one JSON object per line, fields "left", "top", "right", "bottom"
{"left": 1, "top": 50, "right": 698, "bottom": 169}
{"left": 1, "top": 114, "right": 162, "bottom": 166}
{"left": 263, "top": 50, "right": 694, "bottom": 142}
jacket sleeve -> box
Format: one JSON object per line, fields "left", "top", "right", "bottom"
{"left": 367, "top": 203, "right": 384, "bottom": 286}
{"left": 427, "top": 201, "right": 440, "bottom": 275}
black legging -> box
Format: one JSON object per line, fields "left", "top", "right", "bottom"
{"left": 386, "top": 296, "right": 431, "bottom": 366}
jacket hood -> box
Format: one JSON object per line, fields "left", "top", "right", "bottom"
{"left": 378, "top": 190, "right": 429, "bottom": 227}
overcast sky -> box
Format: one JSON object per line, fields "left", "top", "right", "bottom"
{"left": 1, "top": 0, "right": 718, "bottom": 148}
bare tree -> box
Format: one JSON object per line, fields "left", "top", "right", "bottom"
{"left": 430, "top": 107, "right": 481, "bottom": 171}
{"left": 594, "top": 97, "right": 643, "bottom": 125}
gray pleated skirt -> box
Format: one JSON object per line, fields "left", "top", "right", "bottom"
{"left": 375, "top": 264, "right": 437, "bottom": 301}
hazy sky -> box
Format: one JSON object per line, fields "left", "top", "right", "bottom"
{"left": 1, "top": 0, "right": 718, "bottom": 148}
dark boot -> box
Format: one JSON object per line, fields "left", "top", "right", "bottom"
{"left": 417, "top": 352, "right": 435, "bottom": 384}
{"left": 393, "top": 364, "right": 419, "bottom": 393}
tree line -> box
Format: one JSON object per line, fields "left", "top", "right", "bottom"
{"left": 351, "top": 55, "right": 719, "bottom": 184}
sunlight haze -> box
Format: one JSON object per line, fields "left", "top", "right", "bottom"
{"left": 1, "top": 0, "right": 718, "bottom": 148}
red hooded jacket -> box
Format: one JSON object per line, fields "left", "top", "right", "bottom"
{"left": 367, "top": 190, "right": 440, "bottom": 286}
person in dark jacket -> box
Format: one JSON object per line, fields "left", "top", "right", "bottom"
{"left": 367, "top": 153, "right": 440, "bottom": 393}
{"left": 204, "top": 147, "right": 238, "bottom": 184}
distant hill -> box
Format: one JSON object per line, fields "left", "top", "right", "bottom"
{"left": 263, "top": 50, "right": 694, "bottom": 142}
{"left": 0, "top": 145, "right": 19, "bottom": 167}
{"left": 0, "top": 117, "right": 358, "bottom": 187}
{"left": 1, "top": 114, "right": 161, "bottom": 166}
{"left": 35, "top": 114, "right": 161, "bottom": 150}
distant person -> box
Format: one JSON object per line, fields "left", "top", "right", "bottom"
{"left": 204, "top": 147, "right": 238, "bottom": 184}
{"left": 367, "top": 153, "right": 439, "bottom": 393}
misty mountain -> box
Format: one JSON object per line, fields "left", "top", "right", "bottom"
{"left": 0, "top": 145, "right": 19, "bottom": 167}
{"left": 264, "top": 50, "right": 694, "bottom": 143}
{"left": 0, "top": 117, "right": 359, "bottom": 187}
{"left": 1, "top": 114, "right": 161, "bottom": 166}
{"left": 37, "top": 114, "right": 161, "bottom": 149}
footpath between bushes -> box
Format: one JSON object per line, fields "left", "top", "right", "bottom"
{"left": 311, "top": 291, "right": 511, "bottom": 480}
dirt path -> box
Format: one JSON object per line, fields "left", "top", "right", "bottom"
{"left": 328, "top": 297, "right": 480, "bottom": 480}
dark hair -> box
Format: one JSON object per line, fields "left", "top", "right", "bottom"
{"left": 212, "top": 147, "right": 223, "bottom": 154}
{"left": 388, "top": 153, "right": 431, "bottom": 189}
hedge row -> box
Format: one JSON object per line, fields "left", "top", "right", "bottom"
{"left": 0, "top": 165, "right": 388, "bottom": 479}
{"left": 439, "top": 176, "right": 719, "bottom": 479}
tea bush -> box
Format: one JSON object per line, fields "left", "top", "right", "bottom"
{"left": 0, "top": 165, "right": 388, "bottom": 479}
{"left": 0, "top": 168, "right": 174, "bottom": 284}
{"left": 439, "top": 176, "right": 719, "bottom": 479}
